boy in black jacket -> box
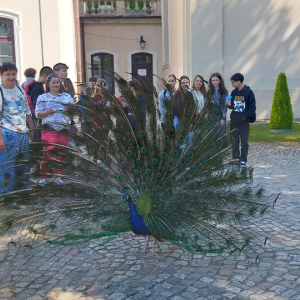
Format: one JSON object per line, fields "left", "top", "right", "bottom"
{"left": 27, "top": 66, "right": 53, "bottom": 140}
{"left": 226, "top": 73, "right": 256, "bottom": 166}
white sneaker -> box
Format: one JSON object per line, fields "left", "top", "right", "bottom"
{"left": 240, "top": 161, "right": 246, "bottom": 167}
{"left": 39, "top": 179, "right": 46, "bottom": 186}
{"left": 54, "top": 178, "right": 64, "bottom": 185}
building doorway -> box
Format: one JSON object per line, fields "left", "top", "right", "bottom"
{"left": 131, "top": 53, "right": 153, "bottom": 87}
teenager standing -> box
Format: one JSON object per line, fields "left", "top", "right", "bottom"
{"left": 208, "top": 73, "right": 228, "bottom": 135}
{"left": 0, "top": 62, "right": 34, "bottom": 194}
{"left": 191, "top": 75, "right": 207, "bottom": 114}
{"left": 158, "top": 74, "right": 177, "bottom": 124}
{"left": 226, "top": 73, "right": 256, "bottom": 166}
{"left": 36, "top": 74, "right": 74, "bottom": 185}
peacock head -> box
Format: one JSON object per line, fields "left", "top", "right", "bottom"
{"left": 123, "top": 193, "right": 131, "bottom": 202}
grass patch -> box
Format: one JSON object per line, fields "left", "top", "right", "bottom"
{"left": 249, "top": 124, "right": 300, "bottom": 142}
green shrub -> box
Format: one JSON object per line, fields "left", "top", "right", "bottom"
{"left": 270, "top": 72, "right": 293, "bottom": 129}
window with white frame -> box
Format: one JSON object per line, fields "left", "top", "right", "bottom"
{"left": 0, "top": 18, "right": 15, "bottom": 65}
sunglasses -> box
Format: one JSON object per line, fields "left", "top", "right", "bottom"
{"left": 3, "top": 62, "right": 16, "bottom": 66}
{"left": 48, "top": 74, "right": 59, "bottom": 79}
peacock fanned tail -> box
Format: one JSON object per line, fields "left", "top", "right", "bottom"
{"left": 0, "top": 72, "right": 274, "bottom": 255}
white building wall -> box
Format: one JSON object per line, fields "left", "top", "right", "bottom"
{"left": 0, "top": 0, "right": 76, "bottom": 83}
{"left": 165, "top": 0, "right": 300, "bottom": 118}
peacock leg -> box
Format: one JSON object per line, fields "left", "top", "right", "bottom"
{"left": 152, "top": 237, "right": 156, "bottom": 253}
{"left": 143, "top": 235, "right": 150, "bottom": 252}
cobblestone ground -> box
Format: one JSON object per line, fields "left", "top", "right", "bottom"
{"left": 0, "top": 142, "right": 300, "bottom": 300}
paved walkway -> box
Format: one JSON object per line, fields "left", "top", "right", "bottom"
{"left": 0, "top": 142, "right": 300, "bottom": 300}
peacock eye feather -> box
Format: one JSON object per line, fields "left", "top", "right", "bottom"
{"left": 166, "top": 165, "right": 172, "bottom": 172}
{"left": 152, "top": 140, "right": 157, "bottom": 147}
{"left": 142, "top": 182, "right": 146, "bottom": 188}
{"left": 192, "top": 166, "right": 197, "bottom": 172}
{"left": 161, "top": 152, "right": 167, "bottom": 159}
{"left": 85, "top": 189, "right": 91, "bottom": 195}
{"left": 74, "top": 193, "right": 80, "bottom": 198}
{"left": 107, "top": 196, "right": 112, "bottom": 200}
{"left": 67, "top": 185, "right": 73, "bottom": 191}
{"left": 152, "top": 158, "right": 158, "bottom": 165}
{"left": 156, "top": 186, "right": 161, "bottom": 192}
{"left": 117, "top": 175, "right": 122, "bottom": 181}
{"left": 173, "top": 151, "right": 179, "bottom": 157}
{"left": 122, "top": 162, "right": 127, "bottom": 168}
{"left": 188, "top": 153, "right": 194, "bottom": 160}
{"left": 179, "top": 195, "right": 185, "bottom": 200}
{"left": 149, "top": 181, "right": 154, "bottom": 187}
{"left": 141, "top": 148, "right": 147, "bottom": 154}
{"left": 169, "top": 180, "right": 174, "bottom": 185}
{"left": 126, "top": 150, "right": 132, "bottom": 157}
{"left": 136, "top": 159, "right": 141, "bottom": 165}
{"left": 139, "top": 131, "right": 145, "bottom": 137}
{"left": 103, "top": 184, "right": 108, "bottom": 189}
{"left": 145, "top": 169, "right": 151, "bottom": 175}
{"left": 133, "top": 184, "right": 138, "bottom": 189}
{"left": 164, "top": 136, "right": 170, "bottom": 143}
{"left": 102, "top": 173, "right": 107, "bottom": 178}
{"left": 156, "top": 172, "right": 161, "bottom": 179}
{"left": 178, "top": 163, "right": 183, "bottom": 170}
{"left": 181, "top": 178, "right": 186, "bottom": 185}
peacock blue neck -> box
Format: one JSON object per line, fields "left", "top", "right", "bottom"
{"left": 128, "top": 198, "right": 151, "bottom": 235}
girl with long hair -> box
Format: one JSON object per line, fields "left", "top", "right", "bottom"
{"left": 173, "top": 75, "right": 195, "bottom": 133}
{"left": 191, "top": 75, "right": 207, "bottom": 113}
{"left": 92, "top": 79, "right": 112, "bottom": 129}
{"left": 63, "top": 78, "right": 75, "bottom": 98}
{"left": 208, "top": 72, "right": 228, "bottom": 133}
{"left": 158, "top": 74, "right": 177, "bottom": 124}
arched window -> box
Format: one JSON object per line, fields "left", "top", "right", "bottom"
{"left": 131, "top": 53, "right": 153, "bottom": 86}
{"left": 91, "top": 53, "right": 114, "bottom": 94}
{"left": 0, "top": 18, "right": 15, "bottom": 65}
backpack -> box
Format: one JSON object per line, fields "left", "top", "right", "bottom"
{"left": 22, "top": 81, "right": 34, "bottom": 109}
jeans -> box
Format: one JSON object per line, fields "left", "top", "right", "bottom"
{"left": 0, "top": 127, "right": 30, "bottom": 194}
{"left": 230, "top": 120, "right": 250, "bottom": 162}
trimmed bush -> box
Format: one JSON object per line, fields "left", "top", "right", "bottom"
{"left": 270, "top": 72, "right": 293, "bottom": 130}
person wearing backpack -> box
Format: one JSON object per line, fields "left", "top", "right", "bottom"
{"left": 22, "top": 68, "right": 37, "bottom": 110}
{"left": 158, "top": 74, "right": 177, "bottom": 135}
{"left": 226, "top": 73, "right": 256, "bottom": 166}
{"left": 0, "top": 62, "right": 34, "bottom": 195}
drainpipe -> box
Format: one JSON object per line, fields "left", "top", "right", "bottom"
{"left": 73, "top": 0, "right": 83, "bottom": 85}
{"left": 38, "top": 0, "right": 44, "bottom": 66}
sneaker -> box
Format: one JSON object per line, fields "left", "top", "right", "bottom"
{"left": 240, "top": 161, "right": 246, "bottom": 167}
{"left": 54, "top": 177, "right": 64, "bottom": 185}
{"left": 39, "top": 179, "right": 46, "bottom": 186}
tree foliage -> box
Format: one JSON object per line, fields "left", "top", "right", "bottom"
{"left": 270, "top": 72, "right": 293, "bottom": 129}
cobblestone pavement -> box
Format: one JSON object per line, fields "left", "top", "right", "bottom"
{"left": 1, "top": 142, "right": 300, "bottom": 300}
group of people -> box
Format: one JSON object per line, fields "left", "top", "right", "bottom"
{"left": 158, "top": 72, "right": 256, "bottom": 166}
{"left": 0, "top": 61, "right": 255, "bottom": 195}
{"left": 0, "top": 62, "right": 75, "bottom": 192}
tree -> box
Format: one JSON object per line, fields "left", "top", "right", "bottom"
{"left": 270, "top": 72, "right": 293, "bottom": 130}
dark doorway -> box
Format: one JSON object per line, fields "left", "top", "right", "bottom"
{"left": 131, "top": 53, "right": 153, "bottom": 88}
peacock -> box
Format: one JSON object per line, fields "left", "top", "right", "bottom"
{"left": 0, "top": 73, "right": 277, "bottom": 256}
